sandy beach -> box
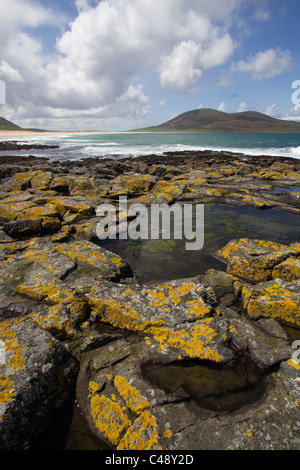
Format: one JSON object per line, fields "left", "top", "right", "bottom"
{"left": 0, "top": 130, "right": 127, "bottom": 138}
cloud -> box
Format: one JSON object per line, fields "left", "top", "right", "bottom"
{"left": 232, "top": 48, "right": 292, "bottom": 80}
{"left": 0, "top": 60, "right": 24, "bottom": 83}
{"left": 158, "top": 29, "right": 235, "bottom": 93}
{"left": 48, "top": 0, "right": 237, "bottom": 99}
{"left": 281, "top": 104, "right": 300, "bottom": 122}
{"left": 218, "top": 102, "right": 226, "bottom": 112}
{"left": 0, "top": 0, "right": 66, "bottom": 111}
{"left": 254, "top": 7, "right": 271, "bottom": 21}
{"left": 0, "top": 0, "right": 58, "bottom": 38}
{"left": 238, "top": 102, "right": 247, "bottom": 112}
{"left": 256, "top": 103, "right": 280, "bottom": 117}
{"left": 158, "top": 41, "right": 203, "bottom": 93}
{"left": 0, "top": 0, "right": 242, "bottom": 128}
{"left": 75, "top": 0, "right": 92, "bottom": 12}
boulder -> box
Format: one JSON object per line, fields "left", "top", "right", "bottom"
{"left": 52, "top": 240, "right": 133, "bottom": 282}
{"left": 31, "top": 171, "right": 52, "bottom": 190}
{"left": 0, "top": 316, "right": 78, "bottom": 450}
{"left": 238, "top": 279, "right": 300, "bottom": 328}
{"left": 87, "top": 278, "right": 233, "bottom": 364}
{"left": 75, "top": 334, "right": 300, "bottom": 450}
{"left": 216, "top": 239, "right": 300, "bottom": 283}
{"left": 3, "top": 219, "right": 42, "bottom": 237}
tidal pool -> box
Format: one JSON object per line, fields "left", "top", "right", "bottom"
{"left": 38, "top": 203, "right": 299, "bottom": 450}
{"left": 99, "top": 204, "right": 300, "bottom": 284}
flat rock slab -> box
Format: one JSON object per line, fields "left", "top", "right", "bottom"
{"left": 0, "top": 316, "right": 78, "bottom": 450}
{"left": 87, "top": 278, "right": 233, "bottom": 363}
{"left": 76, "top": 336, "right": 300, "bottom": 450}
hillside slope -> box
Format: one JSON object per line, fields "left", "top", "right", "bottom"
{"left": 134, "top": 109, "right": 300, "bottom": 133}
{"left": 0, "top": 117, "right": 22, "bottom": 131}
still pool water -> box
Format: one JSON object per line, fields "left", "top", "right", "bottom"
{"left": 99, "top": 204, "right": 300, "bottom": 285}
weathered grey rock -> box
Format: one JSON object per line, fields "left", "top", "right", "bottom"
{"left": 216, "top": 238, "right": 300, "bottom": 283}
{"left": 235, "top": 278, "right": 300, "bottom": 328}
{"left": 0, "top": 155, "right": 299, "bottom": 450}
{"left": 219, "top": 306, "right": 292, "bottom": 371}
{"left": 4, "top": 218, "right": 42, "bottom": 237}
{"left": 202, "top": 268, "right": 234, "bottom": 300}
{"left": 75, "top": 334, "right": 300, "bottom": 450}
{"left": 51, "top": 240, "right": 133, "bottom": 282}
{"left": 86, "top": 277, "right": 232, "bottom": 363}
{"left": 0, "top": 317, "right": 78, "bottom": 450}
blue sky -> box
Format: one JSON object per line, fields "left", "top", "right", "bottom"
{"left": 0, "top": 0, "right": 300, "bottom": 131}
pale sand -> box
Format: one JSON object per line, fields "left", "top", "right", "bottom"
{"left": 0, "top": 130, "right": 127, "bottom": 138}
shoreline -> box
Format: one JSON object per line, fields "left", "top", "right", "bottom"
{"left": 0, "top": 130, "right": 300, "bottom": 163}
{"left": 0, "top": 129, "right": 128, "bottom": 138}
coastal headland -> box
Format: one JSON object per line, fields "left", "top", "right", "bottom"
{"left": 0, "top": 144, "right": 299, "bottom": 450}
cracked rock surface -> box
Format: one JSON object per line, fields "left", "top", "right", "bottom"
{"left": 0, "top": 151, "right": 299, "bottom": 450}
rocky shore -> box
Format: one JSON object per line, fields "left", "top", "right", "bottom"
{"left": 0, "top": 149, "right": 299, "bottom": 450}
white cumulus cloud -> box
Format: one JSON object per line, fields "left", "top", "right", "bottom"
{"left": 238, "top": 102, "right": 247, "bottom": 112}
{"left": 0, "top": 0, "right": 253, "bottom": 129}
{"left": 232, "top": 47, "right": 292, "bottom": 80}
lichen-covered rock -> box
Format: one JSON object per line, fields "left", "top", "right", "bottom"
{"left": 0, "top": 316, "right": 78, "bottom": 450}
{"left": 109, "top": 173, "right": 157, "bottom": 197}
{"left": 2, "top": 171, "right": 38, "bottom": 192}
{"left": 202, "top": 269, "right": 235, "bottom": 301}
{"left": 49, "top": 175, "right": 70, "bottom": 192}
{"left": 218, "top": 305, "right": 292, "bottom": 371}
{"left": 3, "top": 218, "right": 42, "bottom": 237}
{"left": 16, "top": 205, "right": 61, "bottom": 221}
{"left": 217, "top": 239, "right": 300, "bottom": 283}
{"left": 237, "top": 278, "right": 300, "bottom": 328}
{"left": 52, "top": 240, "right": 133, "bottom": 282}
{"left": 76, "top": 333, "right": 300, "bottom": 450}
{"left": 272, "top": 257, "right": 300, "bottom": 281}
{"left": 138, "top": 180, "right": 187, "bottom": 204}
{"left": 87, "top": 278, "right": 233, "bottom": 363}
{"left": 47, "top": 196, "right": 95, "bottom": 220}
{"left": 0, "top": 153, "right": 299, "bottom": 450}
{"left": 0, "top": 200, "right": 37, "bottom": 221}
{"left": 21, "top": 245, "right": 76, "bottom": 280}
{"left": 31, "top": 171, "right": 52, "bottom": 190}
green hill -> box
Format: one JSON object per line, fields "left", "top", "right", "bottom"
{"left": 133, "top": 109, "right": 300, "bottom": 133}
{"left": 0, "top": 117, "right": 23, "bottom": 131}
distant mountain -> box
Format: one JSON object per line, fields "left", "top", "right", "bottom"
{"left": 133, "top": 108, "right": 300, "bottom": 133}
{"left": 0, "top": 117, "right": 50, "bottom": 132}
{"left": 0, "top": 117, "right": 23, "bottom": 131}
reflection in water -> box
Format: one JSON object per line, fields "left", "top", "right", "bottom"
{"left": 99, "top": 204, "right": 300, "bottom": 285}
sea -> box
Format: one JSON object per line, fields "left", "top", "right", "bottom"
{"left": 1, "top": 131, "right": 300, "bottom": 161}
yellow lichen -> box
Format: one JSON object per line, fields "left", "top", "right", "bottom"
{"left": 0, "top": 319, "right": 26, "bottom": 372}
{"left": 0, "top": 374, "right": 15, "bottom": 404}
{"left": 186, "top": 299, "right": 210, "bottom": 319}
{"left": 287, "top": 359, "right": 300, "bottom": 370}
{"left": 147, "top": 320, "right": 221, "bottom": 362}
{"left": 246, "top": 284, "right": 300, "bottom": 326}
{"left": 117, "top": 410, "right": 160, "bottom": 450}
{"left": 114, "top": 375, "right": 151, "bottom": 414}
{"left": 87, "top": 292, "right": 165, "bottom": 332}
{"left": 90, "top": 392, "right": 132, "bottom": 447}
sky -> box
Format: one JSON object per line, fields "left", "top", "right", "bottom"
{"left": 0, "top": 0, "right": 300, "bottom": 131}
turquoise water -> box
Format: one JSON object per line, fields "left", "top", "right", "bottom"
{"left": 1, "top": 132, "right": 300, "bottom": 160}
